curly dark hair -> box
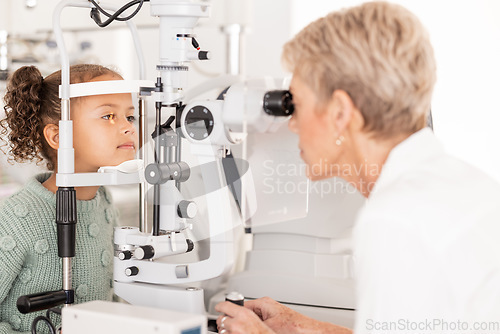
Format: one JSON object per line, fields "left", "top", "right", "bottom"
{"left": 1, "top": 64, "right": 122, "bottom": 170}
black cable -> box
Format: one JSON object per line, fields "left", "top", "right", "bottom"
{"left": 31, "top": 316, "right": 56, "bottom": 334}
{"left": 30, "top": 308, "right": 61, "bottom": 334}
{"left": 90, "top": 0, "right": 141, "bottom": 21}
{"left": 46, "top": 308, "right": 61, "bottom": 325}
{"left": 89, "top": 0, "right": 147, "bottom": 27}
{"left": 90, "top": 1, "right": 141, "bottom": 27}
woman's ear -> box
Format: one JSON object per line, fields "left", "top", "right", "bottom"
{"left": 43, "top": 124, "right": 59, "bottom": 150}
{"left": 326, "top": 90, "right": 363, "bottom": 133}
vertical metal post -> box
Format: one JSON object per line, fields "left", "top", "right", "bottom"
{"left": 62, "top": 257, "right": 72, "bottom": 307}
{"left": 0, "top": 30, "right": 8, "bottom": 81}
{"left": 138, "top": 98, "right": 148, "bottom": 233}
{"left": 222, "top": 24, "right": 243, "bottom": 76}
{"left": 152, "top": 100, "right": 162, "bottom": 236}
{"left": 175, "top": 125, "right": 182, "bottom": 190}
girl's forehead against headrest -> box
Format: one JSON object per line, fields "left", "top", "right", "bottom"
{"left": 88, "top": 73, "right": 123, "bottom": 82}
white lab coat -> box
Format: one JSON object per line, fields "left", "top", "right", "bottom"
{"left": 353, "top": 128, "right": 500, "bottom": 334}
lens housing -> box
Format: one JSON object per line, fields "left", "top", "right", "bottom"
{"left": 263, "top": 90, "right": 294, "bottom": 117}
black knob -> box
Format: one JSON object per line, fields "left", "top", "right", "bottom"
{"left": 118, "top": 250, "right": 132, "bottom": 260}
{"left": 225, "top": 291, "right": 244, "bottom": 306}
{"left": 186, "top": 239, "right": 194, "bottom": 253}
{"left": 125, "top": 266, "right": 139, "bottom": 277}
{"left": 134, "top": 245, "right": 155, "bottom": 260}
{"left": 198, "top": 51, "right": 210, "bottom": 60}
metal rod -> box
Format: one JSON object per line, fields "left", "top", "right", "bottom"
{"left": 153, "top": 184, "right": 160, "bottom": 236}
{"left": 0, "top": 30, "right": 8, "bottom": 75}
{"left": 152, "top": 101, "right": 162, "bottom": 236}
{"left": 138, "top": 98, "right": 147, "bottom": 233}
{"left": 175, "top": 129, "right": 182, "bottom": 190}
{"left": 62, "top": 257, "right": 72, "bottom": 291}
{"left": 61, "top": 99, "right": 70, "bottom": 121}
{"left": 223, "top": 23, "right": 243, "bottom": 76}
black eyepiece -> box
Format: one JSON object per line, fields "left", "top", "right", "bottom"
{"left": 263, "top": 90, "right": 294, "bottom": 117}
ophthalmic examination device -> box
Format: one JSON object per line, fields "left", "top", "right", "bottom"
{"left": 14, "top": 1, "right": 296, "bottom": 333}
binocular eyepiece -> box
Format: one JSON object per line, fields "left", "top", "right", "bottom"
{"left": 263, "top": 90, "right": 294, "bottom": 117}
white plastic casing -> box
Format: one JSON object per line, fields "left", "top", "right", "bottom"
{"left": 180, "top": 100, "right": 237, "bottom": 146}
{"left": 221, "top": 78, "right": 289, "bottom": 134}
{"left": 62, "top": 300, "right": 206, "bottom": 334}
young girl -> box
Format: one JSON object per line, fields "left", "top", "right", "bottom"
{"left": 0, "top": 64, "right": 138, "bottom": 333}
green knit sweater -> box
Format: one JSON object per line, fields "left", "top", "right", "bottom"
{"left": 0, "top": 173, "right": 118, "bottom": 333}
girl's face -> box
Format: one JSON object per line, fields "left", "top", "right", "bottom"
{"left": 72, "top": 75, "right": 138, "bottom": 173}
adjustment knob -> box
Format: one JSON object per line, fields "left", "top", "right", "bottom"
{"left": 186, "top": 239, "right": 194, "bottom": 253}
{"left": 118, "top": 250, "right": 132, "bottom": 260}
{"left": 134, "top": 245, "right": 155, "bottom": 260}
{"left": 198, "top": 51, "right": 210, "bottom": 60}
{"left": 225, "top": 291, "right": 244, "bottom": 306}
{"left": 125, "top": 266, "right": 139, "bottom": 277}
{"left": 177, "top": 200, "right": 197, "bottom": 219}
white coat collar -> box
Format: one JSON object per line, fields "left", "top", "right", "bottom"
{"left": 370, "top": 128, "right": 443, "bottom": 197}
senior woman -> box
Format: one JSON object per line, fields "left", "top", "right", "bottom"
{"left": 215, "top": 2, "right": 500, "bottom": 334}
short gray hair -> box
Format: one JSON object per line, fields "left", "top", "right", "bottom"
{"left": 282, "top": 1, "right": 436, "bottom": 138}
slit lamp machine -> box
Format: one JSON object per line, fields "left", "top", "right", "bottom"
{"left": 14, "top": 1, "right": 297, "bottom": 333}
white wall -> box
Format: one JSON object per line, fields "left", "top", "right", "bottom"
{"left": 290, "top": 0, "right": 500, "bottom": 183}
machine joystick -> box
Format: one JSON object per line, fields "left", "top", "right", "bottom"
{"left": 225, "top": 291, "right": 244, "bottom": 306}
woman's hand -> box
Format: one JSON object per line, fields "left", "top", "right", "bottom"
{"left": 215, "top": 297, "right": 275, "bottom": 334}
{"left": 215, "top": 297, "right": 353, "bottom": 334}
